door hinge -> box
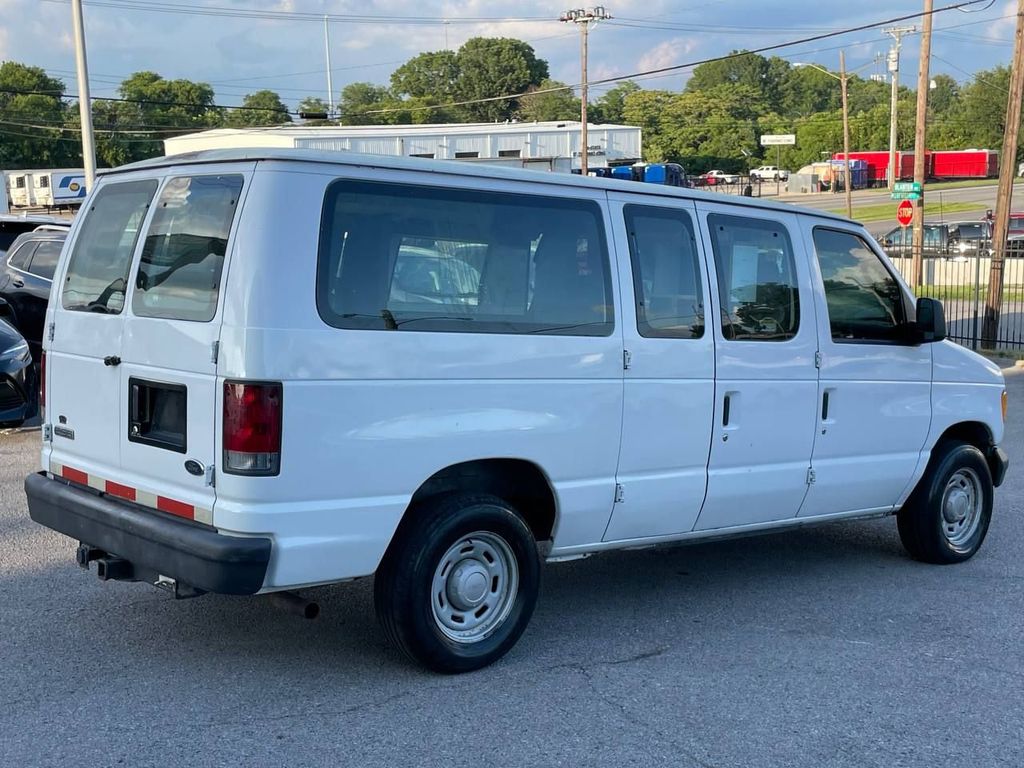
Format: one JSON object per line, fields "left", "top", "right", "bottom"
{"left": 205, "top": 465, "right": 216, "bottom": 488}
{"left": 806, "top": 467, "right": 816, "bottom": 485}
{"left": 47, "top": 322, "right": 55, "bottom": 342}
{"left": 42, "top": 424, "right": 52, "bottom": 441}
{"left": 623, "top": 349, "right": 632, "bottom": 370}
{"left": 210, "top": 341, "right": 219, "bottom": 365}
{"left": 614, "top": 483, "right": 625, "bottom": 503}
{"left": 814, "top": 351, "right": 822, "bottom": 369}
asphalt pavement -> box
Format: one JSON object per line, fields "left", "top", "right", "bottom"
{"left": 2, "top": 367, "right": 1023, "bottom": 767}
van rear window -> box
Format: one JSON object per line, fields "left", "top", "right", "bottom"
{"left": 133, "top": 174, "right": 243, "bottom": 322}
{"left": 62, "top": 180, "right": 158, "bottom": 314}
{"left": 317, "top": 180, "right": 613, "bottom": 336}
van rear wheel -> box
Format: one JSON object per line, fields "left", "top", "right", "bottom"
{"left": 897, "top": 441, "right": 993, "bottom": 564}
{"left": 374, "top": 493, "right": 540, "bottom": 673}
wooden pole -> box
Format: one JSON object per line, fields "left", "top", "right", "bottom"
{"left": 982, "top": 0, "right": 1024, "bottom": 347}
{"left": 580, "top": 19, "right": 589, "bottom": 175}
{"left": 910, "top": 0, "right": 933, "bottom": 290}
{"left": 841, "top": 51, "right": 853, "bottom": 219}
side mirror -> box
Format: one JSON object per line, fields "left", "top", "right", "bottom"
{"left": 910, "top": 297, "right": 946, "bottom": 344}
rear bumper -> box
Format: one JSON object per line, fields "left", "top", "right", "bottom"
{"left": 25, "top": 472, "right": 271, "bottom": 595}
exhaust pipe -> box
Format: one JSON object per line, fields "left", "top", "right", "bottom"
{"left": 268, "top": 591, "right": 320, "bottom": 620}
{"left": 96, "top": 557, "right": 134, "bottom": 582}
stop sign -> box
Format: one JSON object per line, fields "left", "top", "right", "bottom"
{"left": 897, "top": 199, "right": 914, "bottom": 227}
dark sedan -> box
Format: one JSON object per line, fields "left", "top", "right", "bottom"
{"left": 0, "top": 229, "right": 65, "bottom": 359}
{"left": 0, "top": 314, "right": 34, "bottom": 428}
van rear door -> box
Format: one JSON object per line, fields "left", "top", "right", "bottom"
{"left": 48, "top": 168, "right": 250, "bottom": 526}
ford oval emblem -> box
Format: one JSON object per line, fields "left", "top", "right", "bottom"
{"left": 184, "top": 460, "right": 205, "bottom": 477}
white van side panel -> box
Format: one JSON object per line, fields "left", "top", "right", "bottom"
{"left": 215, "top": 165, "right": 624, "bottom": 588}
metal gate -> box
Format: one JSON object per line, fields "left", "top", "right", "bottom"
{"left": 886, "top": 247, "right": 1024, "bottom": 351}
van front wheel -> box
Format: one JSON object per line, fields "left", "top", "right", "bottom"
{"left": 897, "top": 441, "right": 993, "bottom": 564}
{"left": 374, "top": 494, "right": 540, "bottom": 673}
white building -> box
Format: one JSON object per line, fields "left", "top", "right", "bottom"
{"left": 163, "top": 121, "right": 642, "bottom": 171}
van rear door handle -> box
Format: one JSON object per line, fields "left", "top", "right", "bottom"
{"left": 103, "top": 355, "right": 121, "bottom": 367}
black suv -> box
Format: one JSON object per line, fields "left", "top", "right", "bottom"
{"left": 0, "top": 229, "right": 66, "bottom": 359}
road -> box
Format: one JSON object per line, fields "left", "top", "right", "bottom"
{"left": 2, "top": 369, "right": 1023, "bottom": 767}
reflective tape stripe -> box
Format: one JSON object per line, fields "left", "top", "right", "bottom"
{"left": 50, "top": 463, "right": 209, "bottom": 526}
{"left": 61, "top": 465, "right": 89, "bottom": 485}
{"left": 104, "top": 480, "right": 136, "bottom": 502}
{"left": 157, "top": 496, "right": 195, "bottom": 521}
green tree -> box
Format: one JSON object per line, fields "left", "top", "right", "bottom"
{"left": 455, "top": 37, "right": 549, "bottom": 121}
{"left": 687, "top": 52, "right": 784, "bottom": 113}
{"left": 225, "top": 89, "right": 290, "bottom": 127}
{"left": 928, "top": 73, "right": 960, "bottom": 115}
{"left": 114, "top": 71, "right": 222, "bottom": 158}
{"left": 391, "top": 50, "right": 459, "bottom": 101}
{"left": 779, "top": 65, "right": 840, "bottom": 116}
{"left": 589, "top": 80, "right": 640, "bottom": 124}
{"left": 518, "top": 79, "right": 579, "bottom": 122}
{"left": 0, "top": 61, "right": 71, "bottom": 168}
{"left": 339, "top": 82, "right": 394, "bottom": 124}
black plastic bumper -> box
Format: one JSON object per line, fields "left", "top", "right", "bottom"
{"left": 988, "top": 446, "right": 1010, "bottom": 488}
{"left": 25, "top": 472, "right": 271, "bottom": 595}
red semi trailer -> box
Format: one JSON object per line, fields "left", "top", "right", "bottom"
{"left": 832, "top": 149, "right": 997, "bottom": 184}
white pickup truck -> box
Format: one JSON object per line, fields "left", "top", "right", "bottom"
{"left": 750, "top": 166, "right": 790, "bottom": 181}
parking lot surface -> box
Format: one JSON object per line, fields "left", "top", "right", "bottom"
{"left": 2, "top": 370, "right": 1023, "bottom": 768}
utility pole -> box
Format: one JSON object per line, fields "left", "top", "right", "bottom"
{"left": 560, "top": 7, "right": 612, "bottom": 175}
{"left": 910, "top": 0, "right": 933, "bottom": 290}
{"left": 883, "top": 25, "right": 916, "bottom": 189}
{"left": 70, "top": 0, "right": 96, "bottom": 191}
{"left": 840, "top": 51, "right": 853, "bottom": 220}
{"left": 324, "top": 15, "right": 335, "bottom": 118}
{"left": 982, "top": 0, "right": 1024, "bottom": 346}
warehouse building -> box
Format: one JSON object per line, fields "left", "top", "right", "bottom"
{"left": 163, "top": 121, "right": 643, "bottom": 171}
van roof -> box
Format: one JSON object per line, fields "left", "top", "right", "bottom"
{"left": 106, "top": 147, "right": 852, "bottom": 225}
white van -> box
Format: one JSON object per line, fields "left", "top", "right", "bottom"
{"left": 26, "top": 149, "right": 1009, "bottom": 673}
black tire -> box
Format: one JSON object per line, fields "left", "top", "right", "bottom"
{"left": 897, "top": 441, "right": 993, "bottom": 564}
{"left": 374, "top": 493, "right": 541, "bottom": 673}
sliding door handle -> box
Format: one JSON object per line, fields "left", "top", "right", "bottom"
{"left": 723, "top": 394, "right": 731, "bottom": 427}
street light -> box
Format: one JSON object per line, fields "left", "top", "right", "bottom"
{"left": 794, "top": 56, "right": 878, "bottom": 220}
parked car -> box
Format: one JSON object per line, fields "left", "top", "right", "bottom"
{"left": 0, "top": 214, "right": 69, "bottom": 258}
{"left": 749, "top": 166, "right": 790, "bottom": 182}
{"left": 700, "top": 169, "right": 740, "bottom": 185}
{"left": 0, "top": 312, "right": 34, "bottom": 427}
{"left": 26, "top": 149, "right": 1008, "bottom": 674}
{"left": 0, "top": 229, "right": 66, "bottom": 358}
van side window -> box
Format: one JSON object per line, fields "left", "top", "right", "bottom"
{"left": 29, "top": 240, "right": 62, "bottom": 280}
{"left": 62, "top": 180, "right": 158, "bottom": 314}
{"left": 812, "top": 228, "right": 906, "bottom": 342}
{"left": 133, "top": 175, "right": 243, "bottom": 323}
{"left": 707, "top": 214, "right": 800, "bottom": 341}
{"left": 317, "top": 180, "right": 613, "bottom": 336}
{"left": 624, "top": 205, "right": 704, "bottom": 339}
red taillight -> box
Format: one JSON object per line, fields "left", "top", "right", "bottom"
{"left": 223, "top": 381, "right": 282, "bottom": 476}
{"left": 39, "top": 351, "right": 46, "bottom": 415}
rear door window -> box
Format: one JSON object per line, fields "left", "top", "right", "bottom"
{"left": 62, "top": 180, "right": 159, "bottom": 313}
{"left": 133, "top": 174, "right": 243, "bottom": 322}
{"left": 28, "top": 239, "right": 63, "bottom": 280}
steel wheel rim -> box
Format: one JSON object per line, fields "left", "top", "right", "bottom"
{"left": 940, "top": 468, "right": 983, "bottom": 549}
{"left": 430, "top": 531, "right": 519, "bottom": 644}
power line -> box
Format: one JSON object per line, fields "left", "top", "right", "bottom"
{"left": 37, "top": 0, "right": 552, "bottom": 25}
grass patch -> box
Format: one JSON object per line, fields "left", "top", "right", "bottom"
{"left": 924, "top": 178, "right": 1022, "bottom": 191}
{"left": 915, "top": 285, "right": 1024, "bottom": 301}
{"left": 828, "top": 201, "right": 986, "bottom": 222}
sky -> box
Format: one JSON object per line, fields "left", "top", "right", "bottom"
{"left": 0, "top": 0, "right": 1019, "bottom": 112}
